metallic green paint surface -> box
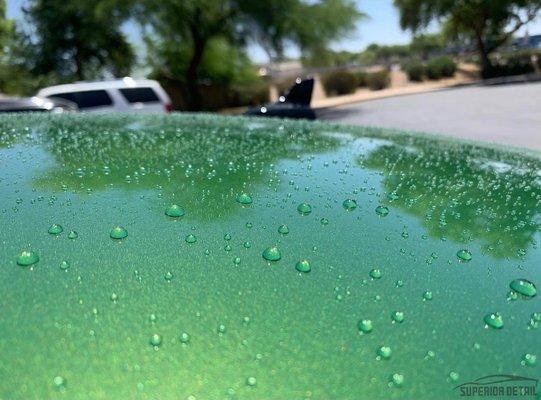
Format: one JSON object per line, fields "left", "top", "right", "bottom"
{"left": 0, "top": 114, "right": 539, "bottom": 399}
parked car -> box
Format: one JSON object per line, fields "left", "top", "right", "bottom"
{"left": 245, "top": 77, "right": 316, "bottom": 119}
{"left": 37, "top": 78, "right": 172, "bottom": 113}
{"left": 0, "top": 96, "right": 78, "bottom": 113}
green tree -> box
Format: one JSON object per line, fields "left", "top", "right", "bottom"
{"left": 23, "top": 0, "right": 135, "bottom": 81}
{"left": 394, "top": 0, "right": 541, "bottom": 76}
{"left": 410, "top": 33, "right": 444, "bottom": 60}
{"left": 136, "top": 0, "right": 361, "bottom": 110}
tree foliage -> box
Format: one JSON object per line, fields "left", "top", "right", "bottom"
{"left": 22, "top": 0, "right": 135, "bottom": 81}
{"left": 394, "top": 0, "right": 541, "bottom": 75}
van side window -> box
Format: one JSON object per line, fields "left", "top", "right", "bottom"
{"left": 119, "top": 88, "right": 160, "bottom": 103}
{"left": 49, "top": 90, "right": 113, "bottom": 109}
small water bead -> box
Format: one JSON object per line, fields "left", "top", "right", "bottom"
{"left": 423, "top": 291, "right": 433, "bottom": 301}
{"left": 243, "top": 241, "right": 251, "bottom": 249}
{"left": 149, "top": 314, "right": 157, "bottom": 323}
{"left": 528, "top": 312, "right": 541, "bottom": 329}
{"left": 165, "top": 204, "right": 185, "bottom": 218}
{"left": 149, "top": 333, "right": 162, "bottom": 347}
{"left": 342, "top": 199, "right": 357, "bottom": 211}
{"left": 295, "top": 260, "right": 311, "bottom": 273}
{"left": 185, "top": 234, "right": 197, "bottom": 244}
{"left": 358, "top": 319, "right": 373, "bottom": 334}
{"left": 509, "top": 279, "right": 537, "bottom": 298}
{"left": 484, "top": 312, "right": 504, "bottom": 329}
{"left": 390, "top": 373, "right": 404, "bottom": 388}
{"left": 217, "top": 324, "right": 226, "bottom": 334}
{"left": 110, "top": 292, "right": 118, "bottom": 302}
{"left": 110, "top": 226, "right": 128, "bottom": 239}
{"left": 448, "top": 372, "right": 460, "bottom": 383}
{"left": 59, "top": 260, "right": 70, "bottom": 271}
{"left": 521, "top": 353, "right": 536, "bottom": 366}
{"left": 320, "top": 217, "right": 329, "bottom": 225}
{"left": 395, "top": 280, "right": 404, "bottom": 288}
{"left": 224, "top": 244, "right": 232, "bottom": 252}
{"left": 377, "top": 346, "right": 392, "bottom": 360}
{"left": 246, "top": 222, "right": 253, "bottom": 228}
{"left": 224, "top": 233, "right": 232, "bottom": 241}
{"left": 456, "top": 249, "right": 472, "bottom": 262}
{"left": 68, "top": 231, "right": 78, "bottom": 240}
{"left": 375, "top": 205, "right": 389, "bottom": 217}
{"left": 262, "top": 246, "right": 281, "bottom": 261}
{"left": 278, "top": 225, "right": 289, "bottom": 235}
{"left": 180, "top": 332, "right": 190, "bottom": 344}
{"left": 391, "top": 311, "right": 404, "bottom": 323}
{"left": 53, "top": 375, "right": 67, "bottom": 390}
{"left": 233, "top": 257, "right": 241, "bottom": 265}
{"left": 246, "top": 377, "right": 257, "bottom": 387}
{"left": 297, "top": 202, "right": 312, "bottom": 215}
{"left": 369, "top": 268, "right": 382, "bottom": 279}
{"left": 164, "top": 271, "right": 174, "bottom": 281}
{"left": 425, "top": 350, "right": 436, "bottom": 360}
{"left": 236, "top": 193, "right": 253, "bottom": 205}
{"left": 17, "top": 250, "right": 39, "bottom": 266}
{"left": 48, "top": 224, "right": 63, "bottom": 235}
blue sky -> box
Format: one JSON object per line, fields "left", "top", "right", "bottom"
{"left": 7, "top": 0, "right": 541, "bottom": 63}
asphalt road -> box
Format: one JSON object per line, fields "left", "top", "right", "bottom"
{"left": 318, "top": 82, "right": 541, "bottom": 151}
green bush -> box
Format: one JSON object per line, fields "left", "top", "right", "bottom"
{"left": 232, "top": 82, "right": 270, "bottom": 106}
{"left": 355, "top": 71, "right": 368, "bottom": 87}
{"left": 322, "top": 70, "right": 358, "bottom": 96}
{"left": 482, "top": 53, "right": 536, "bottom": 79}
{"left": 403, "top": 61, "right": 425, "bottom": 82}
{"left": 366, "top": 70, "right": 390, "bottom": 90}
{"left": 426, "top": 56, "right": 456, "bottom": 80}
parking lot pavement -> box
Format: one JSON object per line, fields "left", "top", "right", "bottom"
{"left": 318, "top": 82, "right": 541, "bottom": 151}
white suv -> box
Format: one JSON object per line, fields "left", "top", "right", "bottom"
{"left": 37, "top": 78, "right": 172, "bottom": 113}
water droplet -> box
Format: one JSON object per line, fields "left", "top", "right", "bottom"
{"left": 233, "top": 257, "right": 241, "bottom": 265}
{"left": 262, "top": 246, "right": 281, "bottom": 261}
{"left": 180, "top": 332, "right": 190, "bottom": 344}
{"left": 185, "top": 234, "right": 197, "bottom": 244}
{"left": 110, "top": 292, "right": 118, "bottom": 302}
{"left": 521, "top": 353, "right": 536, "bottom": 366}
{"left": 320, "top": 218, "right": 329, "bottom": 225}
{"left": 448, "top": 372, "right": 460, "bottom": 383}
{"left": 297, "top": 202, "right": 312, "bottom": 215}
{"left": 278, "top": 225, "right": 289, "bottom": 235}
{"left": 48, "top": 224, "right": 63, "bottom": 235}
{"left": 236, "top": 193, "right": 253, "bottom": 205}
{"left": 377, "top": 346, "right": 392, "bottom": 360}
{"left": 342, "top": 199, "right": 357, "bottom": 211}
{"left": 164, "top": 271, "right": 174, "bottom": 281}
{"left": 110, "top": 226, "right": 128, "bottom": 240}
{"left": 243, "top": 241, "right": 251, "bottom": 248}
{"left": 423, "top": 291, "right": 433, "bottom": 301}
{"left": 150, "top": 333, "right": 162, "bottom": 347}
{"left": 369, "top": 268, "right": 382, "bottom": 279}
{"left": 149, "top": 314, "right": 157, "bottom": 323}
{"left": 295, "top": 260, "right": 311, "bottom": 273}
{"left": 390, "top": 373, "right": 404, "bottom": 388}
{"left": 375, "top": 206, "right": 389, "bottom": 217}
{"left": 246, "top": 377, "right": 257, "bottom": 387}
{"left": 357, "top": 319, "right": 373, "bottom": 334}
{"left": 484, "top": 312, "right": 504, "bottom": 329}
{"left": 53, "top": 375, "right": 66, "bottom": 390}
{"left": 67, "top": 231, "right": 78, "bottom": 240}
{"left": 16, "top": 250, "right": 39, "bottom": 266}
{"left": 59, "top": 260, "right": 70, "bottom": 271}
{"left": 165, "top": 204, "right": 185, "bottom": 218}
{"left": 217, "top": 324, "right": 226, "bottom": 334}
{"left": 391, "top": 311, "right": 404, "bottom": 323}
{"left": 224, "top": 233, "right": 232, "bottom": 241}
{"left": 456, "top": 249, "right": 472, "bottom": 262}
{"left": 509, "top": 279, "right": 536, "bottom": 298}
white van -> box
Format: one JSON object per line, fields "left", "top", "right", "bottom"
{"left": 37, "top": 78, "right": 172, "bottom": 113}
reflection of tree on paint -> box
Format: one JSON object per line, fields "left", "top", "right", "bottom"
{"left": 31, "top": 114, "right": 340, "bottom": 220}
{"left": 362, "top": 140, "right": 541, "bottom": 259}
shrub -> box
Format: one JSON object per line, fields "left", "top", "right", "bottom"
{"left": 426, "top": 56, "right": 456, "bottom": 80}
{"left": 366, "top": 70, "right": 390, "bottom": 90}
{"left": 231, "top": 82, "right": 270, "bottom": 106}
{"left": 482, "top": 53, "right": 535, "bottom": 79}
{"left": 403, "top": 61, "right": 425, "bottom": 82}
{"left": 355, "top": 71, "right": 368, "bottom": 87}
{"left": 322, "top": 70, "right": 358, "bottom": 96}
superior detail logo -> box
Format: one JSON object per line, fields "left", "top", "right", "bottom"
{"left": 455, "top": 375, "right": 538, "bottom": 397}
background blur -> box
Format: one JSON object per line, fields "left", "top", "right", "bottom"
{"left": 1, "top": 0, "right": 540, "bottom": 112}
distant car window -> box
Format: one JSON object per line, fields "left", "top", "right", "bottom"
{"left": 119, "top": 88, "right": 160, "bottom": 103}
{"left": 49, "top": 90, "right": 113, "bottom": 109}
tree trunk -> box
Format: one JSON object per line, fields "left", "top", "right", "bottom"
{"left": 185, "top": 37, "right": 205, "bottom": 111}
{"left": 74, "top": 47, "right": 85, "bottom": 81}
{"left": 474, "top": 30, "right": 493, "bottom": 78}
